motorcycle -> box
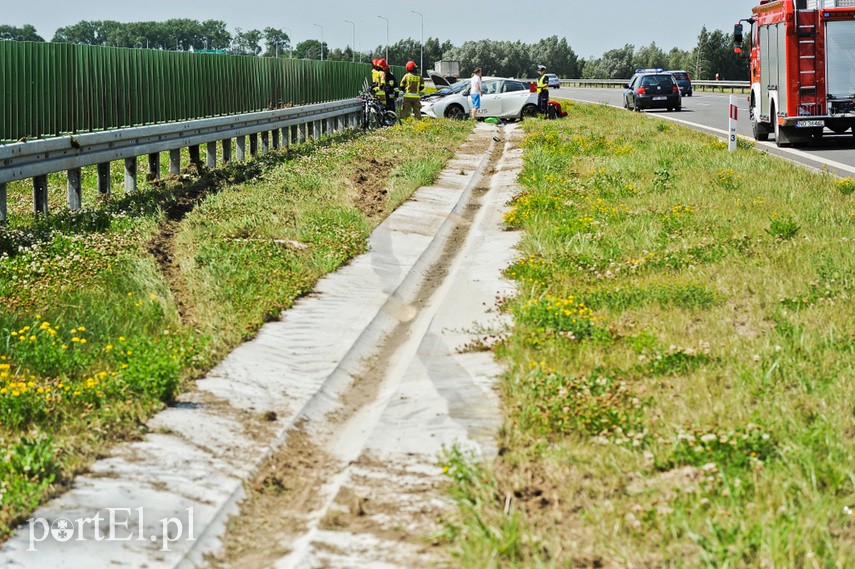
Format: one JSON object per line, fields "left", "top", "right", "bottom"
{"left": 359, "top": 82, "right": 399, "bottom": 130}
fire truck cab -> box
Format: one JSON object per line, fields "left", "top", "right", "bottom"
{"left": 735, "top": 0, "right": 855, "bottom": 146}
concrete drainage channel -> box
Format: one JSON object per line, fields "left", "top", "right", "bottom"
{"left": 0, "top": 123, "right": 524, "bottom": 568}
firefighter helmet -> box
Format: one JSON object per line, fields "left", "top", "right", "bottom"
{"left": 406, "top": 61, "right": 417, "bottom": 71}
{"left": 378, "top": 58, "right": 388, "bottom": 70}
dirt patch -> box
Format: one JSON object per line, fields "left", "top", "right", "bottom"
{"left": 206, "top": 424, "right": 337, "bottom": 568}
{"left": 146, "top": 172, "right": 221, "bottom": 326}
{"left": 350, "top": 156, "right": 396, "bottom": 217}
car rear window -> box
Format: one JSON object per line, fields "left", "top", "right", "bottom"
{"left": 641, "top": 75, "right": 676, "bottom": 87}
{"left": 671, "top": 72, "right": 689, "bottom": 80}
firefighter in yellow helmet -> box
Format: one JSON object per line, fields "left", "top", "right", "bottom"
{"left": 371, "top": 58, "right": 387, "bottom": 105}
{"left": 400, "top": 61, "right": 424, "bottom": 119}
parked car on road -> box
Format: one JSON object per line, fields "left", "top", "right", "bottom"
{"left": 422, "top": 77, "right": 540, "bottom": 120}
{"left": 667, "top": 70, "right": 693, "bottom": 96}
{"left": 623, "top": 70, "right": 682, "bottom": 112}
{"left": 544, "top": 73, "right": 561, "bottom": 88}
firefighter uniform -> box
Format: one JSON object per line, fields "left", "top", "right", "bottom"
{"left": 382, "top": 64, "right": 398, "bottom": 114}
{"left": 400, "top": 62, "right": 424, "bottom": 119}
{"left": 372, "top": 64, "right": 387, "bottom": 104}
{"left": 536, "top": 66, "right": 549, "bottom": 115}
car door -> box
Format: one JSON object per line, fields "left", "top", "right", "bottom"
{"left": 626, "top": 75, "right": 639, "bottom": 108}
{"left": 498, "top": 80, "right": 532, "bottom": 117}
{"left": 477, "top": 80, "right": 502, "bottom": 117}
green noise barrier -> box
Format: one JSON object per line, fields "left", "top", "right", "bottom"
{"left": 0, "top": 40, "right": 404, "bottom": 143}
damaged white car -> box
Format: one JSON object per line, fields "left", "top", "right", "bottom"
{"left": 421, "top": 76, "right": 540, "bottom": 120}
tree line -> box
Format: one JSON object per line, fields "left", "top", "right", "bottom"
{"left": 0, "top": 21, "right": 746, "bottom": 80}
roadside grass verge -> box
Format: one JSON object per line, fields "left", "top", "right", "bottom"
{"left": 0, "top": 118, "right": 471, "bottom": 539}
{"left": 440, "top": 103, "right": 855, "bottom": 567}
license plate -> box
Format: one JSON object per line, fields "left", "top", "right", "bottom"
{"left": 652, "top": 96, "right": 667, "bottom": 101}
{"left": 796, "top": 120, "right": 824, "bottom": 128}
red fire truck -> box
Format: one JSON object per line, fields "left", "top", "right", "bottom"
{"left": 735, "top": 0, "right": 855, "bottom": 146}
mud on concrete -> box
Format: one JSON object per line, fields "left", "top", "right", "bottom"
{"left": 207, "top": 125, "right": 513, "bottom": 569}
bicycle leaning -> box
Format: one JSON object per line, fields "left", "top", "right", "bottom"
{"left": 359, "top": 84, "right": 399, "bottom": 130}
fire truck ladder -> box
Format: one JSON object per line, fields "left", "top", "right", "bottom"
{"left": 796, "top": 10, "right": 821, "bottom": 115}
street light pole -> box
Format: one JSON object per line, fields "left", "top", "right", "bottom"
{"left": 345, "top": 20, "right": 355, "bottom": 62}
{"left": 377, "top": 16, "right": 389, "bottom": 62}
{"left": 285, "top": 28, "right": 292, "bottom": 58}
{"left": 411, "top": 11, "right": 423, "bottom": 74}
{"left": 314, "top": 24, "right": 324, "bottom": 61}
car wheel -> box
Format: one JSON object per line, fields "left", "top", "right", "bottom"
{"left": 674, "top": 106, "right": 681, "bottom": 112}
{"left": 444, "top": 104, "right": 467, "bottom": 120}
{"left": 521, "top": 104, "right": 539, "bottom": 119}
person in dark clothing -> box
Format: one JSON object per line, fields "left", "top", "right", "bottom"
{"left": 536, "top": 65, "right": 549, "bottom": 115}
{"left": 381, "top": 60, "right": 398, "bottom": 114}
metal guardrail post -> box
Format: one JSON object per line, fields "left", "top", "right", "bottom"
{"left": 67, "top": 168, "right": 82, "bottom": 211}
{"left": 98, "top": 163, "right": 111, "bottom": 197}
{"left": 249, "top": 134, "right": 258, "bottom": 157}
{"left": 222, "top": 139, "right": 232, "bottom": 164}
{"left": 206, "top": 142, "right": 217, "bottom": 169}
{"left": 169, "top": 150, "right": 181, "bottom": 176}
{"left": 124, "top": 158, "right": 138, "bottom": 193}
{"left": 148, "top": 153, "right": 161, "bottom": 181}
{"left": 236, "top": 136, "right": 246, "bottom": 162}
{"left": 33, "top": 176, "right": 48, "bottom": 216}
{"left": 1, "top": 183, "right": 7, "bottom": 225}
{"left": 188, "top": 145, "right": 201, "bottom": 169}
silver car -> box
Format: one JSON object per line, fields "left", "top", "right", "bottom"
{"left": 422, "top": 78, "right": 540, "bottom": 120}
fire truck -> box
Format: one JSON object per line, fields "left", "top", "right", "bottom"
{"left": 734, "top": 0, "right": 855, "bottom": 146}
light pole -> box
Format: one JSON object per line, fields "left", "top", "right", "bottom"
{"left": 345, "top": 20, "right": 355, "bottom": 62}
{"left": 377, "top": 16, "right": 389, "bottom": 62}
{"left": 314, "top": 23, "right": 324, "bottom": 60}
{"left": 285, "top": 28, "right": 293, "bottom": 58}
{"left": 411, "top": 10, "right": 423, "bottom": 74}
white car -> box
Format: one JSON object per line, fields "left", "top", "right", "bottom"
{"left": 422, "top": 77, "right": 540, "bottom": 120}
{"left": 544, "top": 73, "right": 561, "bottom": 89}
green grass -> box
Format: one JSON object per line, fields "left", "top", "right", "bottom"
{"left": 0, "top": 118, "right": 471, "bottom": 539}
{"left": 441, "top": 102, "right": 855, "bottom": 567}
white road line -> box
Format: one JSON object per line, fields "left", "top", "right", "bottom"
{"left": 567, "top": 96, "right": 855, "bottom": 177}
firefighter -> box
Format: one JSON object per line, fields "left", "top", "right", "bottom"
{"left": 400, "top": 61, "right": 424, "bottom": 119}
{"left": 371, "top": 59, "right": 387, "bottom": 105}
{"left": 536, "top": 65, "right": 549, "bottom": 115}
{"left": 380, "top": 59, "right": 398, "bottom": 114}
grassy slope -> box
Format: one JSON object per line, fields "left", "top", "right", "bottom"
{"left": 442, "top": 104, "right": 854, "bottom": 567}
{"left": 0, "top": 119, "right": 471, "bottom": 539}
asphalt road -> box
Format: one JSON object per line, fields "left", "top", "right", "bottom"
{"left": 554, "top": 87, "right": 855, "bottom": 177}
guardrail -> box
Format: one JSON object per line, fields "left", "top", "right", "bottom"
{"left": 0, "top": 99, "right": 363, "bottom": 223}
{"left": 559, "top": 78, "right": 750, "bottom": 93}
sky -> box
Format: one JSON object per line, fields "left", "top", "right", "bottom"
{"left": 4, "top": 0, "right": 760, "bottom": 58}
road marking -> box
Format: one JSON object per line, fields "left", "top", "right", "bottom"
{"left": 567, "top": 95, "right": 855, "bottom": 177}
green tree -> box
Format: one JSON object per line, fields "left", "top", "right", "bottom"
{"left": 582, "top": 44, "right": 635, "bottom": 79}
{"left": 263, "top": 27, "right": 290, "bottom": 58}
{"left": 232, "top": 28, "right": 263, "bottom": 55}
{"left": 632, "top": 42, "right": 667, "bottom": 71}
{"left": 530, "top": 36, "right": 580, "bottom": 78}
{"left": 52, "top": 21, "right": 122, "bottom": 45}
{"left": 0, "top": 24, "right": 44, "bottom": 42}
{"left": 295, "top": 39, "right": 328, "bottom": 60}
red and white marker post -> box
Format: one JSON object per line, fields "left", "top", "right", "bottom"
{"left": 728, "top": 95, "right": 738, "bottom": 152}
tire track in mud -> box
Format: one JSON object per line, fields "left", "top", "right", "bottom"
{"left": 208, "top": 126, "right": 517, "bottom": 569}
